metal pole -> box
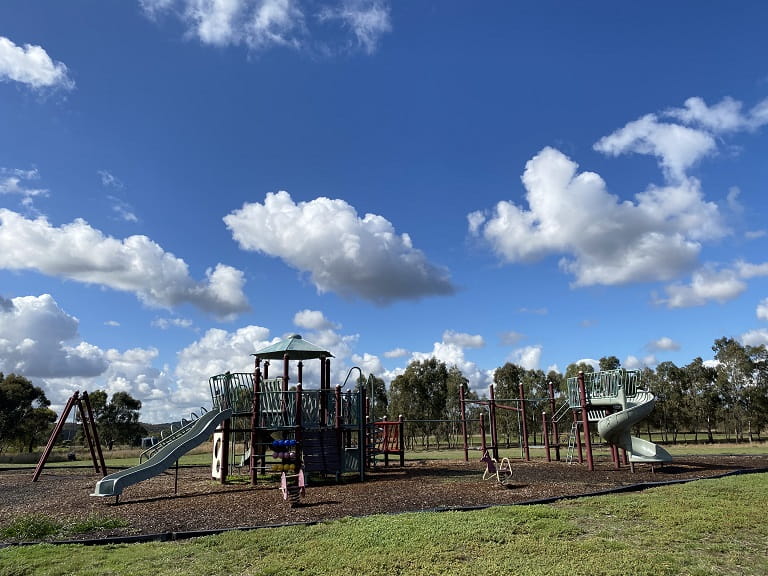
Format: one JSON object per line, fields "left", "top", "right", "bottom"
{"left": 578, "top": 371, "right": 594, "bottom": 471}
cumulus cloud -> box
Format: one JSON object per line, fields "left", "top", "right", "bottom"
{"left": 594, "top": 114, "right": 716, "bottom": 182}
{"left": 151, "top": 316, "right": 194, "bottom": 329}
{"left": 0, "top": 294, "right": 108, "bottom": 378}
{"left": 293, "top": 309, "right": 338, "bottom": 330}
{"left": 0, "top": 293, "right": 180, "bottom": 420}
{"left": 741, "top": 329, "right": 768, "bottom": 347}
{"left": 507, "top": 345, "right": 542, "bottom": 371}
{"left": 665, "top": 96, "right": 768, "bottom": 134}
{"left": 0, "top": 36, "right": 74, "bottom": 90}
{"left": 404, "top": 339, "right": 493, "bottom": 397}
{"left": 0, "top": 209, "right": 250, "bottom": 318}
{"left": 471, "top": 96, "right": 768, "bottom": 301}
{"left": 623, "top": 354, "right": 657, "bottom": 370}
{"left": 657, "top": 266, "right": 747, "bottom": 308}
{"left": 384, "top": 347, "right": 408, "bottom": 359}
{"left": 469, "top": 147, "right": 720, "bottom": 287}
{"left": 174, "top": 325, "right": 273, "bottom": 406}
{"left": 596, "top": 96, "right": 768, "bottom": 181}
{"left": 139, "top": 0, "right": 391, "bottom": 54}
{"left": 647, "top": 337, "right": 680, "bottom": 352}
{"left": 442, "top": 330, "right": 484, "bottom": 349}
{"left": 225, "top": 191, "right": 454, "bottom": 304}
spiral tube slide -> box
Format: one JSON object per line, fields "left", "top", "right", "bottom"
{"left": 596, "top": 391, "right": 672, "bottom": 463}
{"left": 92, "top": 407, "right": 233, "bottom": 497}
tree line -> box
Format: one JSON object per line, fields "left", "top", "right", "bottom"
{"left": 0, "top": 373, "right": 146, "bottom": 453}
{"left": 369, "top": 336, "right": 768, "bottom": 449}
{"left": 3, "top": 335, "right": 767, "bottom": 453}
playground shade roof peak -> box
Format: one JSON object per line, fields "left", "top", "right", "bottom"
{"left": 252, "top": 334, "right": 334, "bottom": 360}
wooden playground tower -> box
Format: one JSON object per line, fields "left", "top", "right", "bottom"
{"left": 208, "top": 334, "right": 404, "bottom": 486}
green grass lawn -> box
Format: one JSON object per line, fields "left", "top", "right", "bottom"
{"left": 1, "top": 472, "right": 766, "bottom": 575}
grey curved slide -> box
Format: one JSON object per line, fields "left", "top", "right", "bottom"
{"left": 92, "top": 407, "right": 233, "bottom": 497}
{"left": 597, "top": 391, "right": 672, "bottom": 463}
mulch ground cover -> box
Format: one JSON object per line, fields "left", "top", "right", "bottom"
{"left": 2, "top": 452, "right": 767, "bottom": 544}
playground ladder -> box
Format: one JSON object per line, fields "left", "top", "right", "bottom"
{"left": 566, "top": 420, "right": 581, "bottom": 464}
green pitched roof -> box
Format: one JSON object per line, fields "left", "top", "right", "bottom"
{"left": 252, "top": 334, "right": 334, "bottom": 360}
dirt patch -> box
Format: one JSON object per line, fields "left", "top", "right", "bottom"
{"left": 3, "top": 453, "right": 767, "bottom": 543}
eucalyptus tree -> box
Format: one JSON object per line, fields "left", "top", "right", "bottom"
{"left": 0, "top": 373, "right": 56, "bottom": 453}
{"left": 681, "top": 357, "right": 719, "bottom": 442}
{"left": 492, "top": 362, "right": 526, "bottom": 447}
{"left": 713, "top": 338, "right": 768, "bottom": 441}
{"left": 388, "top": 358, "right": 449, "bottom": 449}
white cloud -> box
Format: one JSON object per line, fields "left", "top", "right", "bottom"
{"left": 0, "top": 209, "right": 250, "bottom": 319}
{"left": 499, "top": 331, "right": 525, "bottom": 346}
{"left": 594, "top": 114, "right": 716, "bottom": 182}
{"left": 735, "top": 260, "right": 768, "bottom": 279}
{"left": 140, "top": 0, "right": 390, "bottom": 54}
{"left": 151, "top": 316, "right": 194, "bottom": 329}
{"left": 594, "top": 96, "right": 768, "bottom": 183}
{"left": 0, "top": 294, "right": 175, "bottom": 421}
{"left": 350, "top": 352, "right": 383, "bottom": 378}
{"left": 384, "top": 347, "right": 408, "bottom": 359}
{"left": 665, "top": 96, "right": 768, "bottom": 133}
{"left": 647, "top": 336, "right": 680, "bottom": 352}
{"left": 225, "top": 191, "right": 454, "bottom": 304}
{"left": 507, "top": 345, "right": 542, "bottom": 371}
{"left": 293, "top": 309, "right": 338, "bottom": 330}
{"left": 0, "top": 168, "right": 48, "bottom": 205}
{"left": 469, "top": 147, "right": 719, "bottom": 287}
{"left": 757, "top": 299, "right": 768, "bottom": 321}
{"left": 442, "top": 330, "right": 484, "bottom": 349}
{"left": 0, "top": 294, "right": 108, "bottom": 378}
{"left": 504, "top": 97, "right": 768, "bottom": 298}
{"left": 0, "top": 36, "right": 74, "bottom": 90}
{"left": 174, "top": 325, "right": 273, "bottom": 406}
{"left": 658, "top": 266, "right": 746, "bottom": 308}
{"left": 741, "top": 329, "right": 768, "bottom": 347}
{"left": 406, "top": 339, "right": 492, "bottom": 397}
{"left": 318, "top": 0, "right": 391, "bottom": 54}
{"left": 623, "top": 354, "right": 656, "bottom": 370}
{"left": 98, "top": 170, "right": 124, "bottom": 189}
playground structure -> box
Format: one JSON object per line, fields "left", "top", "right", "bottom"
{"left": 32, "top": 390, "right": 107, "bottom": 482}
{"left": 460, "top": 369, "right": 672, "bottom": 472}
{"left": 87, "top": 334, "right": 403, "bottom": 499}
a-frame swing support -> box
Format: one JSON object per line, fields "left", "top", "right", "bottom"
{"left": 32, "top": 390, "right": 107, "bottom": 482}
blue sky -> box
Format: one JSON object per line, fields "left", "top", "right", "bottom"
{"left": 2, "top": 1, "right": 768, "bottom": 423}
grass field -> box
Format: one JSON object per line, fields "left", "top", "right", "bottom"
{"left": 1, "top": 471, "right": 766, "bottom": 575}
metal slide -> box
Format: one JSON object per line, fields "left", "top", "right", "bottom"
{"left": 91, "top": 407, "right": 233, "bottom": 497}
{"left": 596, "top": 390, "right": 672, "bottom": 463}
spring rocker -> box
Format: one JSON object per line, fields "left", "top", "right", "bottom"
{"left": 480, "top": 450, "right": 513, "bottom": 486}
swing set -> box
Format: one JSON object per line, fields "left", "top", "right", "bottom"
{"left": 32, "top": 390, "right": 107, "bottom": 482}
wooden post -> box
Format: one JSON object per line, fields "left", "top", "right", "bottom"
{"left": 459, "top": 385, "right": 468, "bottom": 462}
{"left": 519, "top": 382, "right": 530, "bottom": 461}
{"left": 32, "top": 392, "right": 79, "bottom": 482}
{"left": 81, "top": 391, "right": 106, "bottom": 475}
{"left": 489, "top": 385, "right": 498, "bottom": 461}
{"left": 250, "top": 361, "right": 261, "bottom": 484}
{"left": 543, "top": 412, "right": 551, "bottom": 462}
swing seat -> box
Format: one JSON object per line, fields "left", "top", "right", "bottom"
{"left": 480, "top": 450, "right": 513, "bottom": 485}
